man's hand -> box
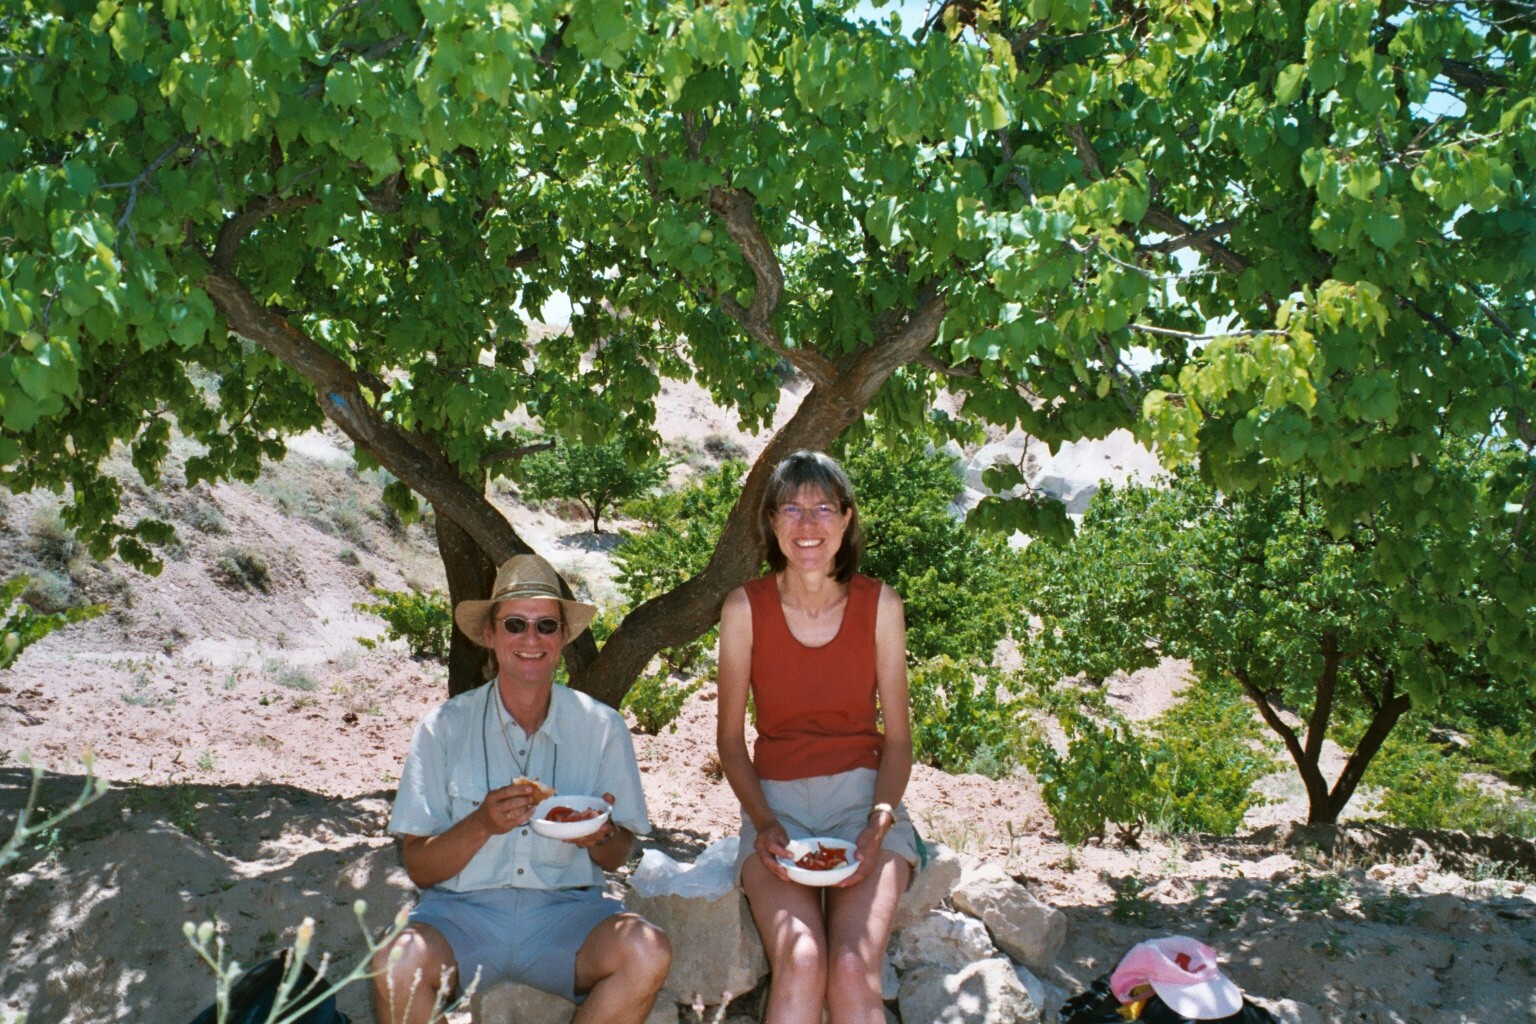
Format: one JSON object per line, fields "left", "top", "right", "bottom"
{"left": 567, "top": 793, "right": 619, "bottom": 848}
{"left": 473, "top": 779, "right": 544, "bottom": 836}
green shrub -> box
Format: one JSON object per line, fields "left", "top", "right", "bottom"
{"left": 186, "top": 498, "right": 227, "bottom": 535}
{"left": 27, "top": 508, "right": 78, "bottom": 567}
{"left": 621, "top": 669, "right": 703, "bottom": 735}
{"left": 1366, "top": 734, "right": 1503, "bottom": 832}
{"left": 3, "top": 575, "right": 105, "bottom": 670}
{"left": 837, "top": 439, "right": 1023, "bottom": 664}
{"left": 1023, "top": 680, "right": 1277, "bottom": 844}
{"left": 1023, "top": 697, "right": 1156, "bottom": 845}
{"left": 355, "top": 587, "right": 452, "bottom": 661}
{"left": 22, "top": 569, "right": 78, "bottom": 614}
{"left": 616, "top": 461, "right": 744, "bottom": 673}
{"left": 213, "top": 546, "right": 270, "bottom": 591}
{"left": 1465, "top": 726, "right": 1536, "bottom": 788}
{"left": 908, "top": 657, "right": 1022, "bottom": 778}
{"left": 1142, "top": 679, "right": 1277, "bottom": 834}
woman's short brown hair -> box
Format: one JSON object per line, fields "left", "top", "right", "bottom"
{"left": 759, "top": 450, "right": 863, "bottom": 583}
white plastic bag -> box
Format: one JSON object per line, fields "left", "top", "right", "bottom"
{"left": 630, "top": 835, "right": 739, "bottom": 899}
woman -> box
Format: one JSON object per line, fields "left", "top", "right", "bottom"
{"left": 716, "top": 449, "right": 919, "bottom": 1024}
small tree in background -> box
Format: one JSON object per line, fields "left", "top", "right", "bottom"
{"left": 1019, "top": 455, "right": 1532, "bottom": 826}
{"left": 520, "top": 439, "right": 668, "bottom": 534}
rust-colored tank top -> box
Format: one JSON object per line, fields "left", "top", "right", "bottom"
{"left": 745, "top": 573, "right": 884, "bottom": 781}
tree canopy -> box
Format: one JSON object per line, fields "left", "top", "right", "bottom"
{"left": 3, "top": 0, "right": 1531, "bottom": 702}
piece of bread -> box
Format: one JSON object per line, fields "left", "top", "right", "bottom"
{"left": 513, "top": 776, "right": 556, "bottom": 802}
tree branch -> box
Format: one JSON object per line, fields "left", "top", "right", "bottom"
{"left": 709, "top": 186, "right": 837, "bottom": 386}
{"left": 482, "top": 440, "right": 556, "bottom": 465}
{"left": 213, "top": 196, "right": 319, "bottom": 272}
{"left": 1137, "top": 218, "right": 1239, "bottom": 254}
{"left": 1304, "top": 631, "right": 1340, "bottom": 765}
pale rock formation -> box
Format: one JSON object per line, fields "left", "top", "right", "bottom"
{"left": 950, "top": 863, "right": 1067, "bottom": 975}
{"left": 897, "top": 957, "right": 1044, "bottom": 1024}
{"left": 889, "top": 908, "right": 999, "bottom": 971}
{"left": 624, "top": 888, "right": 769, "bottom": 1005}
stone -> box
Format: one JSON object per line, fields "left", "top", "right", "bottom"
{"left": 1010, "top": 964, "right": 1046, "bottom": 1020}
{"left": 897, "top": 958, "right": 1044, "bottom": 1024}
{"left": 1248, "top": 997, "right": 1324, "bottom": 1024}
{"left": 892, "top": 842, "right": 963, "bottom": 930}
{"left": 881, "top": 958, "right": 899, "bottom": 1002}
{"left": 890, "top": 909, "right": 998, "bottom": 971}
{"left": 472, "top": 981, "right": 574, "bottom": 1024}
{"left": 624, "top": 888, "right": 769, "bottom": 1004}
{"left": 950, "top": 864, "right": 1067, "bottom": 975}
{"left": 646, "top": 992, "right": 682, "bottom": 1024}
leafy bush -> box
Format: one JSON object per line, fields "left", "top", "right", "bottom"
{"left": 355, "top": 587, "right": 451, "bottom": 660}
{"left": 520, "top": 437, "right": 668, "bottom": 533}
{"left": 22, "top": 569, "right": 79, "bottom": 614}
{"left": 615, "top": 461, "right": 745, "bottom": 673}
{"left": 213, "top": 546, "right": 270, "bottom": 591}
{"left": 838, "top": 439, "right": 1024, "bottom": 664}
{"left": 1365, "top": 734, "right": 1492, "bottom": 830}
{"left": 908, "top": 657, "right": 1022, "bottom": 777}
{"left": 1023, "top": 697, "right": 1156, "bottom": 845}
{"left": 621, "top": 670, "right": 703, "bottom": 735}
{"left": 27, "top": 508, "right": 78, "bottom": 567}
{"left": 1023, "top": 679, "right": 1276, "bottom": 844}
{"left": 1142, "top": 679, "right": 1277, "bottom": 834}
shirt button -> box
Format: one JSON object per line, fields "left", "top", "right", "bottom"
{"left": 517, "top": 868, "right": 524, "bottom": 875}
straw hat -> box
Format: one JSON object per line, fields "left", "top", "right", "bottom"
{"left": 453, "top": 554, "right": 597, "bottom": 648}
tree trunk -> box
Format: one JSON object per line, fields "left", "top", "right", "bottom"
{"left": 436, "top": 510, "right": 497, "bottom": 696}
{"left": 1315, "top": 687, "right": 1412, "bottom": 824}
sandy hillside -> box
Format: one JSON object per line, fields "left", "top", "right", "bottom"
{"left": 3, "top": 373, "right": 1535, "bottom": 1024}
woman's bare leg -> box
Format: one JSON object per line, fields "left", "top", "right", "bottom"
{"left": 824, "top": 852, "right": 910, "bottom": 1024}
{"left": 743, "top": 857, "right": 830, "bottom": 1024}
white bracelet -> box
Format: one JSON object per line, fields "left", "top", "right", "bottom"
{"left": 869, "top": 802, "right": 896, "bottom": 824}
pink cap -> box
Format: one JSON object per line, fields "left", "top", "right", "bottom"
{"left": 1110, "top": 937, "right": 1244, "bottom": 1020}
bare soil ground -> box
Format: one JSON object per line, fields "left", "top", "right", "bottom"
{"left": 3, "top": 375, "right": 1534, "bottom": 1024}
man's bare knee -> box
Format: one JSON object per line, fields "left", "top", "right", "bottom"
{"left": 374, "top": 925, "right": 457, "bottom": 1024}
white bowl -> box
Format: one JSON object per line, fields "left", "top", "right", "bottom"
{"left": 777, "top": 837, "right": 859, "bottom": 886}
{"left": 530, "top": 795, "right": 611, "bottom": 840}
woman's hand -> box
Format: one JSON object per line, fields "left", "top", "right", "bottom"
{"left": 836, "top": 817, "right": 890, "bottom": 888}
{"left": 754, "top": 821, "right": 795, "bottom": 882}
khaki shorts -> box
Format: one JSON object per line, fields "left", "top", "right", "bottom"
{"left": 735, "top": 767, "right": 919, "bottom": 884}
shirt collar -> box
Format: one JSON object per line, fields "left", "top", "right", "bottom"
{"left": 489, "top": 680, "right": 569, "bottom": 746}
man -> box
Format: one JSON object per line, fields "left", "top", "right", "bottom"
{"left": 374, "top": 555, "right": 671, "bottom": 1024}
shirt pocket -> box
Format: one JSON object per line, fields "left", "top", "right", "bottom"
{"left": 446, "top": 777, "right": 487, "bottom": 829}
{"left": 530, "top": 831, "right": 580, "bottom": 870}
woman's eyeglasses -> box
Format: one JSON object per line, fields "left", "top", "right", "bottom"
{"left": 776, "top": 503, "right": 843, "bottom": 522}
{"left": 498, "top": 615, "right": 563, "bottom": 636}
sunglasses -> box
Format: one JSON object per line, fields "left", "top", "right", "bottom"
{"left": 498, "top": 615, "right": 563, "bottom": 636}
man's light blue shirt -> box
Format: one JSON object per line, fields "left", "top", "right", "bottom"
{"left": 389, "top": 681, "right": 650, "bottom": 892}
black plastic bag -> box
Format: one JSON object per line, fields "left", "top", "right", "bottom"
{"left": 185, "top": 954, "right": 350, "bottom": 1024}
